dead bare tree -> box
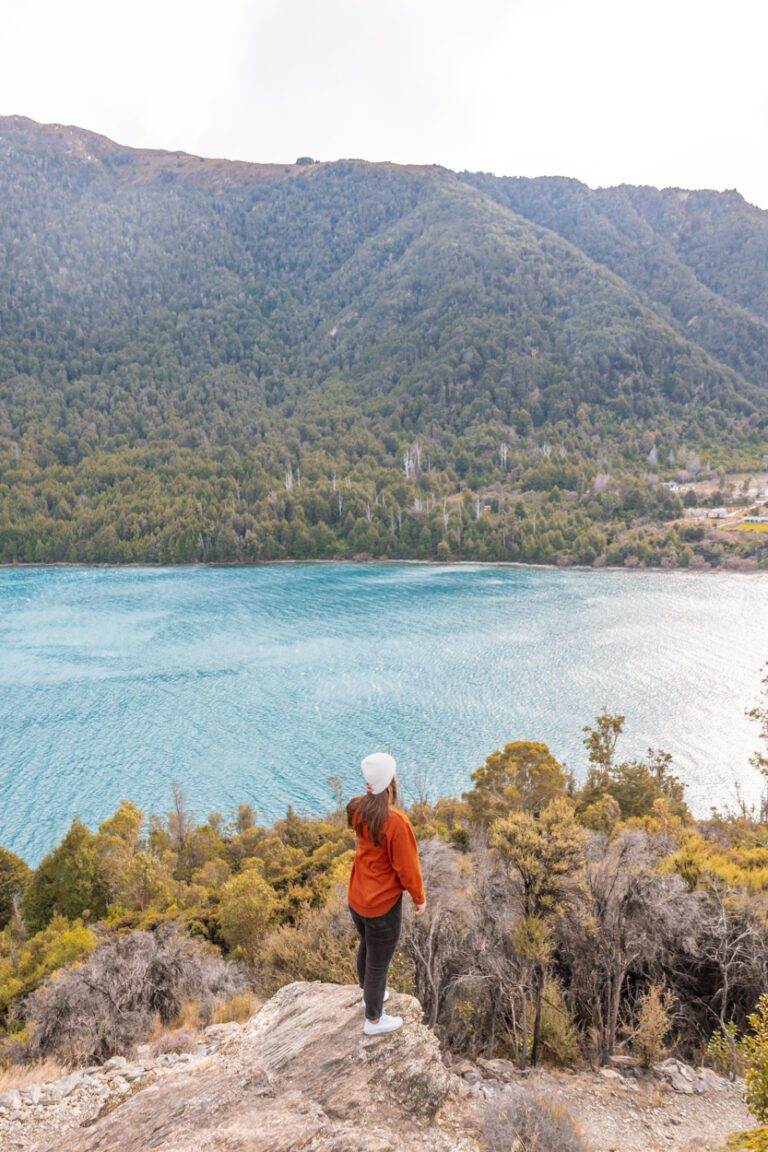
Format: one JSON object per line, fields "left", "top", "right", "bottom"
{"left": 557, "top": 829, "right": 700, "bottom": 1065}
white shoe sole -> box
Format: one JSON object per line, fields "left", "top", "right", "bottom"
{"left": 363, "top": 1016, "right": 403, "bottom": 1036}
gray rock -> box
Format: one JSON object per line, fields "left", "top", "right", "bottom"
{"left": 0, "top": 1089, "right": 21, "bottom": 1111}
{"left": 696, "top": 1067, "right": 729, "bottom": 1092}
{"left": 476, "top": 1057, "right": 517, "bottom": 1083}
{"left": 104, "top": 1056, "right": 128, "bottom": 1071}
{"left": 41, "top": 1084, "right": 67, "bottom": 1106}
{"left": 599, "top": 1067, "right": 623, "bottom": 1081}
{"left": 20, "top": 1083, "right": 42, "bottom": 1105}
{"left": 120, "top": 1065, "right": 145, "bottom": 1082}
{"left": 203, "top": 1021, "right": 242, "bottom": 1041}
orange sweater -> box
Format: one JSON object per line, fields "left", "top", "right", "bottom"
{"left": 348, "top": 806, "right": 426, "bottom": 917}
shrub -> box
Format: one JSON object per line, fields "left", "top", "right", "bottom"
{"left": 540, "top": 978, "right": 582, "bottom": 1067}
{"left": 150, "top": 1027, "right": 199, "bottom": 1057}
{"left": 218, "top": 866, "right": 278, "bottom": 961}
{"left": 482, "top": 1086, "right": 586, "bottom": 1152}
{"left": 255, "top": 889, "right": 357, "bottom": 996}
{"left": 729, "top": 1129, "right": 768, "bottom": 1152}
{"left": 628, "top": 984, "right": 675, "bottom": 1068}
{"left": 22, "top": 820, "right": 110, "bottom": 933}
{"left": 211, "top": 990, "right": 259, "bottom": 1024}
{"left": 0, "top": 915, "right": 98, "bottom": 1020}
{"left": 707, "top": 1022, "right": 745, "bottom": 1080}
{"left": 745, "top": 996, "right": 768, "bottom": 1124}
{"left": 24, "top": 925, "right": 247, "bottom": 1063}
{"left": 0, "top": 847, "right": 31, "bottom": 930}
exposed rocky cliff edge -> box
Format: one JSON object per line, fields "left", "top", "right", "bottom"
{"left": 39, "top": 983, "right": 480, "bottom": 1152}
{"left": 0, "top": 981, "right": 750, "bottom": 1152}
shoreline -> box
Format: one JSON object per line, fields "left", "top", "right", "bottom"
{"left": 0, "top": 557, "right": 765, "bottom": 576}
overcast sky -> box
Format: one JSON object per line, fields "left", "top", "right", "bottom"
{"left": 3, "top": 0, "right": 767, "bottom": 207}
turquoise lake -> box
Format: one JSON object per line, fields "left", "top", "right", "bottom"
{"left": 1, "top": 564, "right": 766, "bottom": 862}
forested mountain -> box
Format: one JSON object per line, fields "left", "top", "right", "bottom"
{"left": 1, "top": 115, "right": 767, "bottom": 567}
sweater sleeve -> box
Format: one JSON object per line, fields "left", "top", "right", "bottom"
{"left": 389, "top": 814, "right": 426, "bottom": 906}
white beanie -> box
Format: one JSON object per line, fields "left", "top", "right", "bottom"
{"left": 361, "top": 751, "right": 396, "bottom": 795}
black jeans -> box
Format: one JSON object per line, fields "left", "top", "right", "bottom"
{"left": 349, "top": 896, "right": 403, "bottom": 1021}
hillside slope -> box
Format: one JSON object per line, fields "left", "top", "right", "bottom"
{"left": 463, "top": 173, "right": 768, "bottom": 388}
{"left": 0, "top": 117, "right": 767, "bottom": 567}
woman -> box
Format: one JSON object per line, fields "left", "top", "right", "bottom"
{"left": 347, "top": 751, "right": 427, "bottom": 1035}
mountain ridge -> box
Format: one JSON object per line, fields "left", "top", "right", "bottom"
{"left": 0, "top": 116, "right": 766, "bottom": 567}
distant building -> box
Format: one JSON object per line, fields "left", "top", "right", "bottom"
{"left": 743, "top": 515, "right": 768, "bottom": 524}
{"left": 708, "top": 508, "right": 729, "bottom": 519}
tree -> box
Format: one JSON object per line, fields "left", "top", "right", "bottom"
{"left": 747, "top": 668, "right": 768, "bottom": 781}
{"left": 491, "top": 798, "right": 587, "bottom": 1063}
{"left": 579, "top": 713, "right": 688, "bottom": 821}
{"left": 235, "top": 804, "right": 257, "bottom": 834}
{"left": 558, "top": 829, "right": 695, "bottom": 1064}
{"left": 219, "top": 867, "right": 278, "bottom": 961}
{"left": 465, "top": 741, "right": 571, "bottom": 824}
{"left": 22, "top": 820, "right": 110, "bottom": 933}
{"left": 699, "top": 880, "right": 765, "bottom": 1078}
{"left": 582, "top": 711, "right": 625, "bottom": 772}
{"left": 0, "top": 846, "right": 31, "bottom": 930}
{"left": 169, "top": 783, "right": 195, "bottom": 855}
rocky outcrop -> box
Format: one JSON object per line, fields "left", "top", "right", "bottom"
{"left": 0, "top": 982, "right": 749, "bottom": 1152}
{"left": 29, "top": 984, "right": 481, "bottom": 1152}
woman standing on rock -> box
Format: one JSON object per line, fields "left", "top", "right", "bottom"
{"left": 347, "top": 752, "right": 427, "bottom": 1036}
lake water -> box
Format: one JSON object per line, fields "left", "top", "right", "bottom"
{"left": 1, "top": 564, "right": 766, "bottom": 862}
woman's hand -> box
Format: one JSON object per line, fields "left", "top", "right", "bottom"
{"left": 414, "top": 900, "right": 427, "bottom": 916}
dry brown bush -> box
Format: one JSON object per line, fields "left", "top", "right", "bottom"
{"left": 482, "top": 1086, "right": 586, "bottom": 1152}
{"left": 149, "top": 1027, "right": 200, "bottom": 1057}
{"left": 24, "top": 925, "right": 247, "bottom": 1064}
{"left": 211, "top": 990, "right": 259, "bottom": 1024}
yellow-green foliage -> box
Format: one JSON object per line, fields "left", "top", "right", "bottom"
{"left": 255, "top": 891, "right": 358, "bottom": 996}
{"left": 491, "top": 798, "right": 587, "bottom": 918}
{"left": 745, "top": 996, "right": 768, "bottom": 1124}
{"left": 0, "top": 793, "right": 360, "bottom": 1030}
{"left": 579, "top": 794, "right": 622, "bottom": 836}
{"left": 0, "top": 916, "right": 97, "bottom": 1017}
{"left": 0, "top": 847, "right": 31, "bottom": 930}
{"left": 464, "top": 741, "right": 572, "bottom": 824}
{"left": 729, "top": 1128, "right": 768, "bottom": 1151}
{"left": 707, "top": 1022, "right": 744, "bottom": 1078}
{"left": 630, "top": 984, "right": 675, "bottom": 1068}
{"left": 540, "top": 978, "right": 582, "bottom": 1067}
{"left": 670, "top": 831, "right": 768, "bottom": 892}
{"left": 218, "top": 866, "right": 279, "bottom": 962}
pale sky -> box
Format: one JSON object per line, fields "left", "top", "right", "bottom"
{"left": 3, "top": 0, "right": 767, "bottom": 207}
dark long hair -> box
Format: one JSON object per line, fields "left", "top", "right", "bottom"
{"left": 347, "top": 778, "right": 399, "bottom": 847}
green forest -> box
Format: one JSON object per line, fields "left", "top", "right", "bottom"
{"left": 1, "top": 116, "right": 767, "bottom": 568}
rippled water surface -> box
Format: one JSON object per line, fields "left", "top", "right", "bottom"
{"left": 1, "top": 564, "right": 766, "bottom": 861}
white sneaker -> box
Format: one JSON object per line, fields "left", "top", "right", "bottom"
{"left": 361, "top": 989, "right": 390, "bottom": 1006}
{"left": 363, "top": 1012, "right": 403, "bottom": 1036}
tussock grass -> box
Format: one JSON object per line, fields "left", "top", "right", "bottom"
{"left": 211, "top": 990, "right": 259, "bottom": 1024}
{"left": 0, "top": 1058, "right": 67, "bottom": 1091}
